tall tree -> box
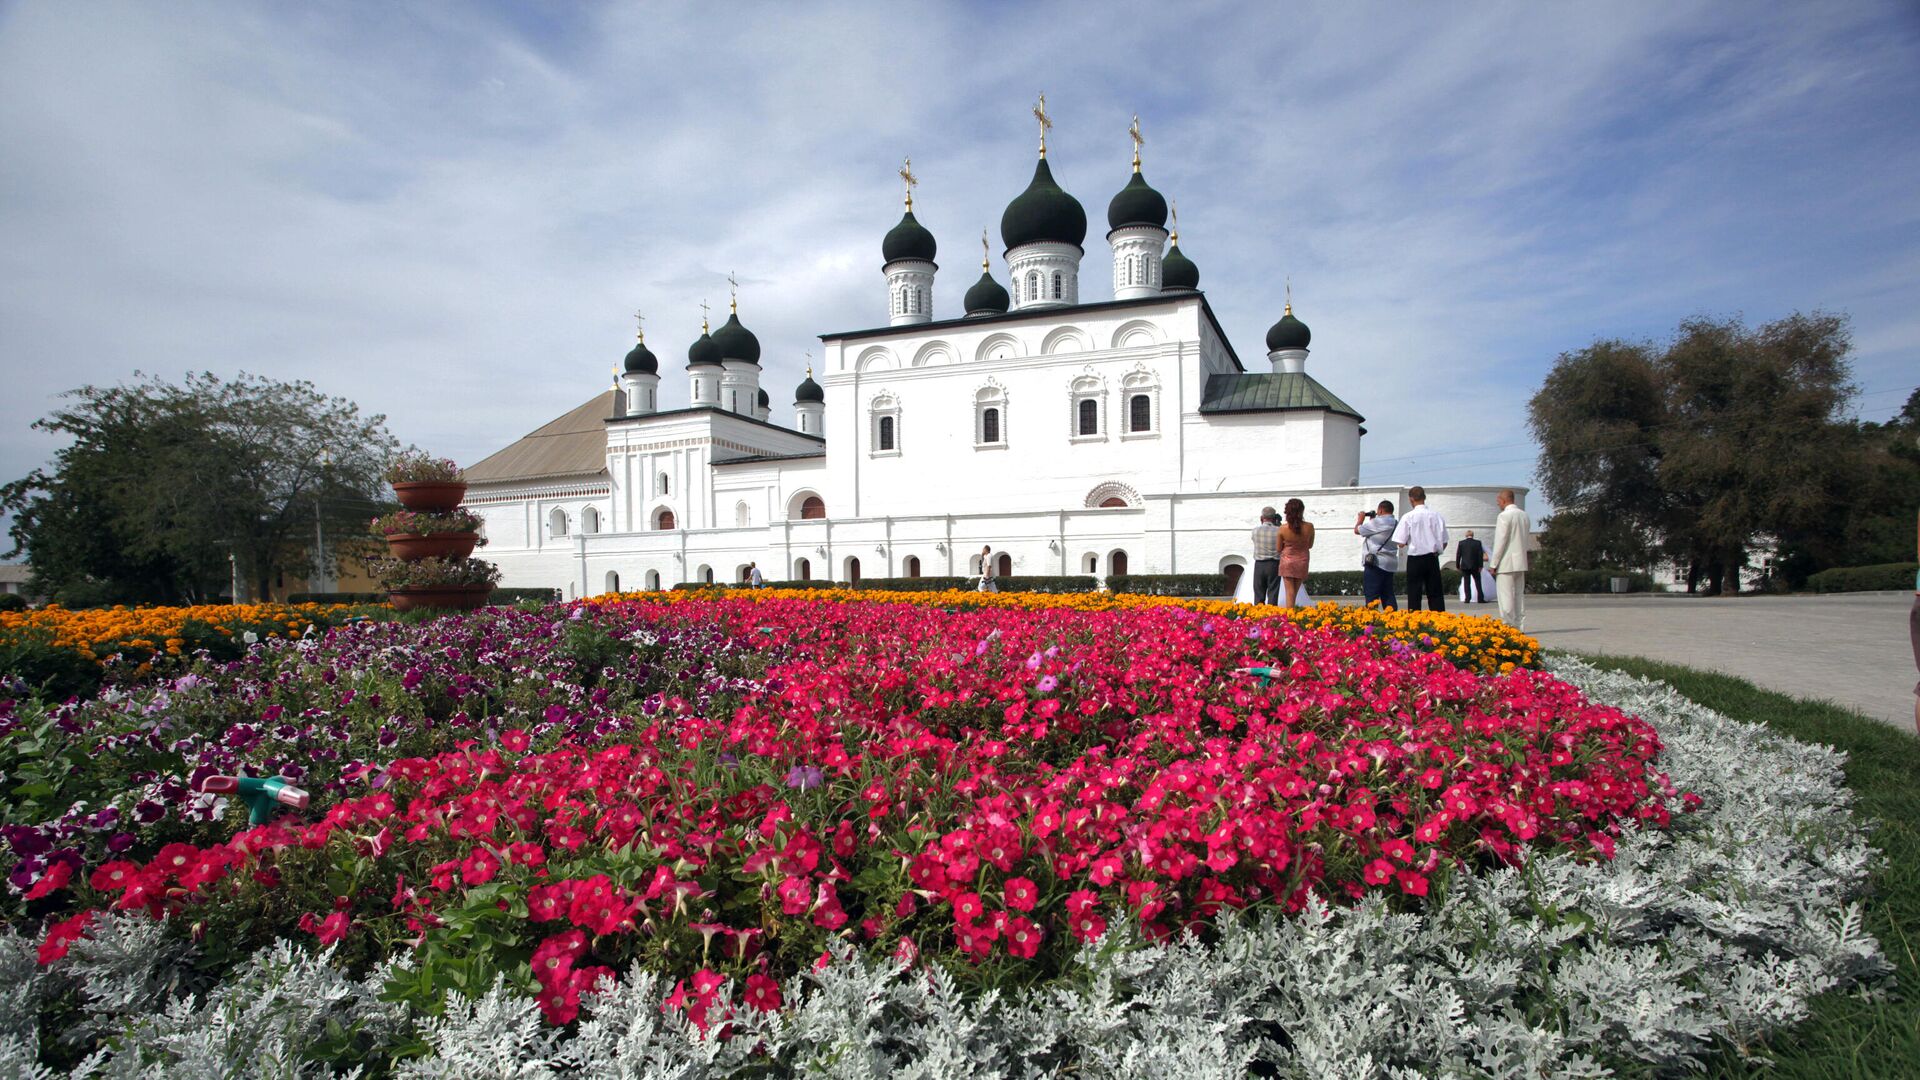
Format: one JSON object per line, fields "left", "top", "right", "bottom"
{"left": 1528, "top": 313, "right": 1858, "bottom": 594}
{"left": 3, "top": 372, "right": 399, "bottom": 604}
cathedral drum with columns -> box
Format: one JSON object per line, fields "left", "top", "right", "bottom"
{"left": 465, "top": 105, "right": 1523, "bottom": 597}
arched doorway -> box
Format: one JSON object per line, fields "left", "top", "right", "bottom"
{"left": 1109, "top": 550, "right": 1128, "bottom": 577}
{"left": 655, "top": 508, "right": 676, "bottom": 530}
{"left": 644, "top": 569, "right": 660, "bottom": 591}
{"left": 995, "top": 553, "right": 1012, "bottom": 578}
{"left": 698, "top": 565, "right": 714, "bottom": 585}
{"left": 795, "top": 557, "right": 811, "bottom": 581}
{"left": 904, "top": 555, "right": 921, "bottom": 578}
{"left": 1221, "top": 563, "right": 1243, "bottom": 597}
{"left": 800, "top": 495, "right": 826, "bottom": 520}
{"left": 604, "top": 571, "right": 620, "bottom": 595}
{"left": 845, "top": 556, "right": 861, "bottom": 585}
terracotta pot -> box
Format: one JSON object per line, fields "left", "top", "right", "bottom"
{"left": 388, "top": 584, "right": 492, "bottom": 612}
{"left": 392, "top": 481, "right": 468, "bottom": 513}
{"left": 385, "top": 532, "right": 478, "bottom": 561}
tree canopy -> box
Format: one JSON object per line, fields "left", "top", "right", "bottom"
{"left": 3, "top": 372, "right": 399, "bottom": 604}
{"left": 1526, "top": 312, "right": 1903, "bottom": 593}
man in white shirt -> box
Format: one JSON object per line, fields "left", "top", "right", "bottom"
{"left": 748, "top": 562, "right": 763, "bottom": 589}
{"left": 1390, "top": 485, "right": 1450, "bottom": 612}
{"left": 1489, "top": 489, "right": 1533, "bottom": 629}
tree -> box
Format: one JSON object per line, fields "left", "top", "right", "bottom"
{"left": 3, "top": 372, "right": 400, "bottom": 604}
{"left": 1528, "top": 313, "right": 1858, "bottom": 594}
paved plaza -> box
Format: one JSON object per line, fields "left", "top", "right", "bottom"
{"left": 1381, "top": 591, "right": 1916, "bottom": 731}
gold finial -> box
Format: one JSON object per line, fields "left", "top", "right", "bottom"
{"left": 1129, "top": 114, "right": 1143, "bottom": 172}
{"left": 699, "top": 299, "right": 710, "bottom": 333}
{"left": 805, "top": 351, "right": 813, "bottom": 379}
{"left": 1033, "top": 92, "right": 1052, "bottom": 157}
{"left": 1169, "top": 199, "right": 1179, "bottom": 244}
{"left": 899, "top": 156, "right": 917, "bottom": 210}
{"left": 980, "top": 229, "right": 990, "bottom": 269}
{"left": 1285, "top": 276, "right": 1293, "bottom": 316}
{"left": 727, "top": 271, "right": 738, "bottom": 314}
{"left": 633, "top": 310, "right": 646, "bottom": 342}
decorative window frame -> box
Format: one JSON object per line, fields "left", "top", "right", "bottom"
{"left": 1068, "top": 369, "right": 1107, "bottom": 443}
{"left": 1120, "top": 363, "right": 1161, "bottom": 440}
{"left": 868, "top": 391, "right": 902, "bottom": 458}
{"left": 974, "top": 379, "right": 1009, "bottom": 450}
{"left": 1084, "top": 481, "right": 1143, "bottom": 508}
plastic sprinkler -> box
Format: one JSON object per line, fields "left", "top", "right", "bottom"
{"left": 199, "top": 775, "right": 311, "bottom": 825}
{"left": 1233, "top": 666, "right": 1279, "bottom": 688}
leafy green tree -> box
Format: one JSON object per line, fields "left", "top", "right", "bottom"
{"left": 3, "top": 372, "right": 399, "bottom": 604}
{"left": 1529, "top": 314, "right": 1858, "bottom": 594}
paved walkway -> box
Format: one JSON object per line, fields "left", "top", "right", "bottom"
{"left": 1436, "top": 592, "right": 1916, "bottom": 731}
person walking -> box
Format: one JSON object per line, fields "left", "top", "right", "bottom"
{"left": 977, "top": 545, "right": 999, "bottom": 593}
{"left": 1250, "top": 506, "right": 1282, "bottom": 606}
{"left": 1455, "top": 530, "right": 1486, "bottom": 603}
{"left": 1277, "top": 498, "right": 1315, "bottom": 608}
{"left": 1391, "top": 486, "right": 1449, "bottom": 612}
{"left": 1354, "top": 500, "right": 1399, "bottom": 610}
{"left": 748, "top": 561, "right": 763, "bottom": 589}
{"left": 1490, "top": 489, "right": 1532, "bottom": 629}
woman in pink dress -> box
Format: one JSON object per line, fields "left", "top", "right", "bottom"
{"left": 1278, "top": 497, "right": 1315, "bottom": 608}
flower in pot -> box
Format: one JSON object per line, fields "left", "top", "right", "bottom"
{"left": 386, "top": 453, "right": 467, "bottom": 513}
{"left": 372, "top": 509, "right": 484, "bottom": 561}
{"left": 371, "top": 555, "right": 501, "bottom": 611}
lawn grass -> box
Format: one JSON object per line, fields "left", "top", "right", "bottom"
{"left": 1572, "top": 653, "right": 1920, "bottom": 1078}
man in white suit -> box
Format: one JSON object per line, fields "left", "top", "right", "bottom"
{"left": 1490, "top": 489, "right": 1532, "bottom": 629}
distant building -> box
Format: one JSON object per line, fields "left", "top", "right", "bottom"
{"left": 0, "top": 564, "right": 41, "bottom": 603}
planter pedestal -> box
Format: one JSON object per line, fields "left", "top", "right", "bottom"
{"left": 384, "top": 532, "right": 478, "bottom": 561}
{"left": 391, "top": 481, "right": 468, "bottom": 514}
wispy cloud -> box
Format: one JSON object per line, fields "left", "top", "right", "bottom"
{"left": 1, "top": 1, "right": 1915, "bottom": 503}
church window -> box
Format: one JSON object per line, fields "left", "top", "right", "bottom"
{"left": 800, "top": 496, "right": 826, "bottom": 520}
{"left": 1078, "top": 398, "right": 1099, "bottom": 436}
{"left": 604, "top": 571, "right": 619, "bottom": 594}
{"left": 1052, "top": 272, "right": 1062, "bottom": 299}
{"left": 657, "top": 473, "right": 670, "bottom": 496}
{"left": 1026, "top": 271, "right": 1038, "bottom": 302}
{"left": 878, "top": 415, "right": 895, "bottom": 451}
{"left": 905, "top": 555, "right": 921, "bottom": 578}
{"left": 1120, "top": 368, "right": 1159, "bottom": 440}
{"left": 655, "top": 508, "right": 676, "bottom": 530}
{"left": 1100, "top": 497, "right": 1129, "bottom": 508}
{"left": 1129, "top": 394, "right": 1152, "bottom": 433}
{"left": 975, "top": 383, "right": 1008, "bottom": 448}
{"left": 548, "top": 508, "right": 568, "bottom": 538}
{"left": 982, "top": 407, "right": 1000, "bottom": 444}
{"left": 869, "top": 394, "right": 901, "bottom": 457}
{"left": 581, "top": 507, "right": 601, "bottom": 534}
{"left": 645, "top": 569, "right": 661, "bottom": 591}
{"left": 702, "top": 565, "right": 714, "bottom": 584}
{"left": 735, "top": 501, "right": 750, "bottom": 528}
{"left": 1068, "top": 374, "right": 1106, "bottom": 442}
{"left": 900, "top": 285, "right": 909, "bottom": 314}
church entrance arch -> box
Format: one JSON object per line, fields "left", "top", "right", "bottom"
{"left": 904, "top": 555, "right": 921, "bottom": 578}
{"left": 696, "top": 564, "right": 714, "bottom": 585}
{"left": 789, "top": 491, "right": 827, "bottom": 520}
{"left": 604, "top": 571, "right": 620, "bottom": 595}
{"left": 795, "top": 557, "right": 811, "bottom": 581}
{"left": 644, "top": 569, "right": 660, "bottom": 591}
{"left": 1108, "top": 550, "right": 1129, "bottom": 578}
{"left": 1219, "top": 557, "right": 1246, "bottom": 599}
{"left": 995, "top": 553, "right": 1012, "bottom": 579}
{"left": 844, "top": 556, "right": 861, "bottom": 584}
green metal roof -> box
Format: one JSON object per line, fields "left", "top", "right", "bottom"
{"left": 1199, "top": 372, "right": 1364, "bottom": 421}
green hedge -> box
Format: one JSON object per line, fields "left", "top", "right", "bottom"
{"left": 286, "top": 591, "right": 387, "bottom": 604}
{"left": 1108, "top": 574, "right": 1227, "bottom": 597}
{"left": 852, "top": 577, "right": 973, "bottom": 593}
{"left": 1532, "top": 569, "right": 1654, "bottom": 595}
{"left": 1805, "top": 562, "right": 1919, "bottom": 593}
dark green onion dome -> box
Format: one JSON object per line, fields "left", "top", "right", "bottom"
{"left": 1161, "top": 243, "right": 1199, "bottom": 291}
{"left": 756, "top": 387, "right": 770, "bottom": 409}
{"left": 709, "top": 312, "right": 761, "bottom": 365}
{"left": 882, "top": 209, "right": 938, "bottom": 264}
{"left": 795, "top": 372, "right": 824, "bottom": 404}
{"left": 623, "top": 339, "right": 658, "bottom": 375}
{"left": 963, "top": 269, "right": 1010, "bottom": 316}
{"left": 1000, "top": 158, "right": 1087, "bottom": 250}
{"left": 687, "top": 330, "right": 722, "bottom": 368}
{"left": 1106, "top": 170, "right": 1168, "bottom": 231}
{"left": 1265, "top": 308, "right": 1311, "bottom": 351}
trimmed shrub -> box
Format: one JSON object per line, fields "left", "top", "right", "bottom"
{"left": 1108, "top": 574, "right": 1228, "bottom": 596}
{"left": 0, "top": 593, "right": 28, "bottom": 612}
{"left": 1805, "top": 562, "right": 1920, "bottom": 593}
{"left": 852, "top": 577, "right": 973, "bottom": 593}
{"left": 996, "top": 575, "right": 1100, "bottom": 594}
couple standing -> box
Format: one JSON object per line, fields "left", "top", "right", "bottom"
{"left": 1249, "top": 499, "right": 1314, "bottom": 607}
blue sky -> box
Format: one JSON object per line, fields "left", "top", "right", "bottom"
{"left": 2, "top": 0, "right": 1916, "bottom": 507}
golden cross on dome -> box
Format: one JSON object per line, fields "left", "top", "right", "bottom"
{"left": 899, "top": 156, "right": 917, "bottom": 210}
{"left": 1285, "top": 276, "right": 1293, "bottom": 316}
{"left": 980, "top": 229, "right": 990, "bottom": 269}
{"left": 633, "top": 310, "right": 646, "bottom": 341}
{"left": 699, "top": 299, "right": 710, "bottom": 332}
{"left": 1169, "top": 198, "right": 1179, "bottom": 243}
{"left": 1129, "top": 114, "right": 1143, "bottom": 172}
{"left": 1033, "top": 92, "right": 1052, "bottom": 157}
{"left": 727, "top": 271, "right": 739, "bottom": 314}
{"left": 805, "top": 351, "right": 812, "bottom": 378}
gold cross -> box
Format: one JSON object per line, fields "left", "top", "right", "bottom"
{"left": 1033, "top": 92, "right": 1052, "bottom": 156}
{"left": 727, "top": 271, "right": 738, "bottom": 314}
{"left": 1129, "top": 114, "right": 1143, "bottom": 171}
{"left": 980, "top": 228, "right": 990, "bottom": 269}
{"left": 899, "top": 156, "right": 917, "bottom": 210}
{"left": 1285, "top": 275, "right": 1293, "bottom": 316}
{"left": 633, "top": 310, "right": 645, "bottom": 341}
{"left": 1169, "top": 198, "right": 1179, "bottom": 242}
{"left": 699, "top": 299, "right": 710, "bottom": 331}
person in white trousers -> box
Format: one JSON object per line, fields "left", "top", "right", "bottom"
{"left": 1490, "top": 489, "right": 1532, "bottom": 629}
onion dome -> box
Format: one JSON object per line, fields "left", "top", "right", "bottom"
{"left": 882, "top": 210, "right": 938, "bottom": 264}
{"left": 1161, "top": 244, "right": 1199, "bottom": 291}
{"left": 623, "top": 339, "right": 658, "bottom": 375}
{"left": 710, "top": 312, "right": 761, "bottom": 364}
{"left": 1266, "top": 304, "right": 1311, "bottom": 351}
{"left": 964, "top": 270, "right": 1010, "bottom": 316}
{"left": 687, "top": 329, "right": 722, "bottom": 368}
{"left": 1000, "top": 159, "right": 1087, "bottom": 250}
{"left": 756, "top": 387, "right": 770, "bottom": 409}
{"left": 795, "top": 369, "right": 824, "bottom": 404}
{"left": 1107, "top": 171, "right": 1168, "bottom": 231}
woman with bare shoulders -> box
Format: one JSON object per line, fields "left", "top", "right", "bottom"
{"left": 1277, "top": 497, "right": 1315, "bottom": 608}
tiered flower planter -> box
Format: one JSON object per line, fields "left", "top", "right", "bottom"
{"left": 382, "top": 479, "right": 493, "bottom": 611}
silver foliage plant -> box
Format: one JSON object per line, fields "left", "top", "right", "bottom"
{"left": 0, "top": 659, "right": 1891, "bottom": 1077}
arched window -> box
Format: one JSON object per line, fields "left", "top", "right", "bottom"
{"left": 905, "top": 555, "right": 921, "bottom": 578}
{"left": 581, "top": 507, "right": 601, "bottom": 534}
{"left": 657, "top": 473, "right": 670, "bottom": 496}
{"left": 995, "top": 553, "right": 1012, "bottom": 578}
{"left": 645, "top": 569, "right": 661, "bottom": 591}
{"left": 878, "top": 415, "right": 895, "bottom": 451}
{"left": 1109, "top": 551, "right": 1129, "bottom": 577}
{"left": 900, "top": 285, "right": 909, "bottom": 314}
{"left": 869, "top": 394, "right": 900, "bottom": 456}
{"left": 796, "top": 557, "right": 811, "bottom": 581}
{"left": 1130, "top": 394, "right": 1152, "bottom": 433}
{"left": 982, "top": 407, "right": 1000, "bottom": 444}
{"left": 1052, "top": 272, "right": 1062, "bottom": 299}
{"left": 702, "top": 566, "right": 714, "bottom": 584}
{"left": 1083, "top": 553, "right": 1098, "bottom": 573}
{"left": 1026, "top": 271, "right": 1038, "bottom": 301}
{"left": 548, "top": 508, "right": 568, "bottom": 538}
{"left": 1078, "top": 398, "right": 1099, "bottom": 436}
{"left": 801, "top": 496, "right": 826, "bottom": 520}
{"left": 736, "top": 501, "right": 750, "bottom": 528}
{"left": 655, "top": 508, "right": 676, "bottom": 530}
{"left": 604, "top": 571, "right": 620, "bottom": 594}
{"left": 1099, "top": 497, "right": 1128, "bottom": 508}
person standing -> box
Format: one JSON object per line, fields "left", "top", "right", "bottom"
{"left": 1455, "top": 530, "right": 1486, "bottom": 603}
{"left": 1391, "top": 486, "right": 1449, "bottom": 612}
{"left": 1490, "top": 489, "right": 1532, "bottom": 629}
{"left": 748, "top": 562, "right": 763, "bottom": 589}
{"left": 1354, "top": 500, "right": 1399, "bottom": 610}
{"left": 1277, "top": 498, "right": 1315, "bottom": 608}
{"left": 977, "top": 545, "right": 999, "bottom": 593}
{"left": 1251, "top": 506, "right": 1282, "bottom": 606}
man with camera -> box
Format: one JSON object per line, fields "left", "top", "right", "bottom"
{"left": 1354, "top": 500, "right": 1399, "bottom": 610}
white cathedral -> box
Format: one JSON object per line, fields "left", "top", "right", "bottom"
{"left": 467, "top": 111, "right": 1521, "bottom": 597}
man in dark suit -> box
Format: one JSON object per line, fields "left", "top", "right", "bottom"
{"left": 1455, "top": 530, "right": 1487, "bottom": 603}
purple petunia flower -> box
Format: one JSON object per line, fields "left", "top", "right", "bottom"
{"left": 784, "top": 765, "right": 825, "bottom": 791}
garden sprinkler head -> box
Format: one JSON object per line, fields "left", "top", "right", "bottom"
{"left": 200, "top": 775, "right": 311, "bottom": 825}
